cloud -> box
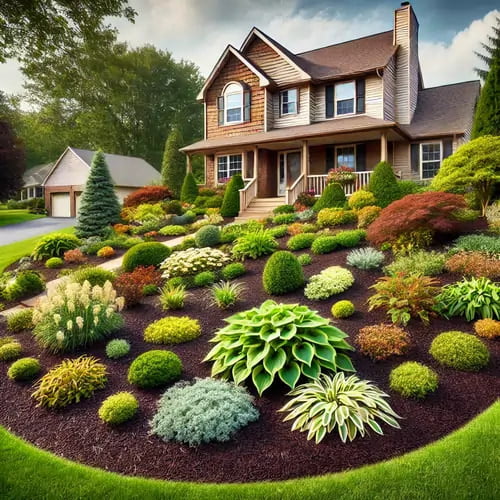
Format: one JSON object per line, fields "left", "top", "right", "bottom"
{"left": 0, "top": 59, "right": 24, "bottom": 96}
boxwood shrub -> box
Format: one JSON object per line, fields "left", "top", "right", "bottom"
{"left": 98, "top": 392, "right": 138, "bottom": 425}
{"left": 287, "top": 233, "right": 316, "bottom": 251}
{"left": 262, "top": 251, "right": 304, "bottom": 295}
{"left": 144, "top": 316, "right": 201, "bottom": 344}
{"left": 389, "top": 362, "right": 438, "bottom": 399}
{"left": 122, "top": 242, "right": 171, "bottom": 272}
{"left": 127, "top": 350, "right": 182, "bottom": 388}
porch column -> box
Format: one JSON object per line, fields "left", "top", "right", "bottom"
{"left": 380, "top": 131, "right": 388, "bottom": 162}
{"left": 301, "top": 140, "right": 309, "bottom": 176}
{"left": 253, "top": 146, "right": 258, "bottom": 180}
{"left": 186, "top": 154, "right": 192, "bottom": 173}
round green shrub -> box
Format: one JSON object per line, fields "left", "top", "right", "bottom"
{"left": 390, "top": 362, "right": 439, "bottom": 399}
{"left": 429, "top": 331, "right": 489, "bottom": 371}
{"left": 268, "top": 225, "right": 288, "bottom": 238}
{"left": 0, "top": 342, "right": 22, "bottom": 361}
{"left": 204, "top": 195, "right": 224, "bottom": 208}
{"left": 45, "top": 257, "right": 64, "bottom": 269}
{"left": 167, "top": 276, "right": 185, "bottom": 288}
{"left": 3, "top": 271, "right": 45, "bottom": 301}
{"left": 348, "top": 190, "right": 376, "bottom": 210}
{"left": 122, "top": 242, "right": 171, "bottom": 272}
{"left": 127, "top": 350, "right": 182, "bottom": 388}
{"left": 262, "top": 251, "right": 304, "bottom": 295}
{"left": 313, "top": 183, "right": 346, "bottom": 212}
{"left": 98, "top": 392, "right": 139, "bottom": 425}
{"left": 194, "top": 271, "right": 216, "bottom": 287}
{"left": 6, "top": 309, "right": 34, "bottom": 332}
{"left": 331, "top": 300, "right": 355, "bottom": 319}
{"left": 7, "top": 357, "right": 41, "bottom": 381}
{"left": 297, "top": 253, "right": 312, "bottom": 266}
{"left": 311, "top": 236, "right": 338, "bottom": 254}
{"left": 272, "top": 213, "right": 296, "bottom": 225}
{"left": 106, "top": 339, "right": 131, "bottom": 359}
{"left": 333, "top": 229, "right": 366, "bottom": 248}
{"left": 220, "top": 174, "right": 244, "bottom": 217}
{"left": 221, "top": 262, "right": 246, "bottom": 280}
{"left": 317, "top": 208, "right": 357, "bottom": 227}
{"left": 195, "top": 225, "right": 221, "bottom": 247}
{"left": 287, "top": 233, "right": 316, "bottom": 251}
{"left": 158, "top": 225, "right": 187, "bottom": 236}
{"left": 144, "top": 316, "right": 201, "bottom": 344}
{"left": 164, "top": 200, "right": 183, "bottom": 215}
{"left": 71, "top": 266, "right": 115, "bottom": 287}
{"left": 273, "top": 204, "right": 295, "bottom": 214}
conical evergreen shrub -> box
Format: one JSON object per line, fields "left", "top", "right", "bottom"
{"left": 180, "top": 172, "right": 199, "bottom": 203}
{"left": 367, "top": 161, "right": 401, "bottom": 208}
{"left": 161, "top": 128, "right": 185, "bottom": 199}
{"left": 313, "top": 183, "right": 346, "bottom": 212}
{"left": 263, "top": 251, "right": 304, "bottom": 295}
{"left": 75, "top": 151, "right": 120, "bottom": 238}
{"left": 220, "top": 174, "right": 244, "bottom": 217}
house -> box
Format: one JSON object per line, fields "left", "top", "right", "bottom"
{"left": 19, "top": 162, "right": 53, "bottom": 201}
{"left": 43, "top": 147, "right": 161, "bottom": 217}
{"left": 181, "top": 1, "right": 480, "bottom": 217}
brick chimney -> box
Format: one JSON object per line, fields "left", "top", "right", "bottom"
{"left": 393, "top": 2, "right": 419, "bottom": 124}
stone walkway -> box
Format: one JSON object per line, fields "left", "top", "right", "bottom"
{"left": 1, "top": 235, "right": 185, "bottom": 317}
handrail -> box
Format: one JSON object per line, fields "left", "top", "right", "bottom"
{"left": 285, "top": 173, "right": 305, "bottom": 205}
{"left": 239, "top": 177, "right": 257, "bottom": 212}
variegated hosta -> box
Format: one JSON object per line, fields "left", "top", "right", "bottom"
{"left": 280, "top": 372, "right": 401, "bottom": 444}
{"left": 204, "top": 300, "right": 355, "bottom": 396}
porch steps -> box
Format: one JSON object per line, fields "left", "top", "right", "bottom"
{"left": 234, "top": 197, "right": 286, "bottom": 222}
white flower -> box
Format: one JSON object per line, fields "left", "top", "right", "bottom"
{"left": 93, "top": 305, "right": 101, "bottom": 316}
{"left": 56, "top": 331, "right": 65, "bottom": 342}
{"left": 94, "top": 317, "right": 99, "bottom": 326}
{"left": 66, "top": 319, "right": 73, "bottom": 330}
{"left": 67, "top": 300, "right": 75, "bottom": 313}
{"left": 76, "top": 316, "right": 84, "bottom": 329}
{"left": 53, "top": 313, "right": 61, "bottom": 325}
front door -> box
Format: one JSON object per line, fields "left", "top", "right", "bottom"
{"left": 277, "top": 151, "right": 301, "bottom": 196}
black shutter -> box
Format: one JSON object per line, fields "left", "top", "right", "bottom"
{"left": 217, "top": 96, "right": 224, "bottom": 125}
{"left": 442, "top": 139, "right": 453, "bottom": 159}
{"left": 243, "top": 90, "right": 251, "bottom": 122}
{"left": 356, "top": 79, "right": 365, "bottom": 114}
{"left": 326, "top": 146, "right": 335, "bottom": 172}
{"left": 356, "top": 144, "right": 366, "bottom": 172}
{"left": 410, "top": 144, "right": 420, "bottom": 175}
{"left": 325, "top": 85, "right": 335, "bottom": 118}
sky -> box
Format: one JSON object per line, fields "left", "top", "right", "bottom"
{"left": 1, "top": 0, "right": 499, "bottom": 98}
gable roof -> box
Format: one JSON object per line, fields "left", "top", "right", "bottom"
{"left": 401, "top": 81, "right": 480, "bottom": 138}
{"left": 23, "top": 162, "right": 53, "bottom": 187}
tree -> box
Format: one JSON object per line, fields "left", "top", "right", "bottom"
{"left": 161, "top": 128, "right": 186, "bottom": 199}
{"left": 431, "top": 136, "right": 500, "bottom": 216}
{"left": 475, "top": 16, "right": 500, "bottom": 80}
{"left": 75, "top": 151, "right": 120, "bottom": 238}
{"left": 367, "top": 161, "right": 401, "bottom": 208}
{"left": 0, "top": 121, "right": 25, "bottom": 201}
{"left": 180, "top": 172, "right": 199, "bottom": 203}
{"left": 220, "top": 175, "right": 245, "bottom": 217}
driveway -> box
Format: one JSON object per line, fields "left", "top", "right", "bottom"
{"left": 0, "top": 217, "right": 76, "bottom": 245}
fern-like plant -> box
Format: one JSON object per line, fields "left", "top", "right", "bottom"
{"left": 232, "top": 229, "right": 279, "bottom": 260}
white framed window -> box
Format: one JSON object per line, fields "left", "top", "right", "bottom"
{"left": 224, "top": 82, "right": 243, "bottom": 124}
{"left": 217, "top": 154, "right": 243, "bottom": 182}
{"left": 280, "top": 88, "right": 297, "bottom": 115}
{"left": 335, "top": 81, "right": 355, "bottom": 116}
{"left": 335, "top": 145, "right": 356, "bottom": 169}
{"left": 420, "top": 142, "right": 442, "bottom": 179}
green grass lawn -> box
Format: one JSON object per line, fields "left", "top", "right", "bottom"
{"left": 0, "top": 226, "right": 75, "bottom": 273}
{"left": 0, "top": 402, "right": 497, "bottom": 500}
{"left": 0, "top": 209, "right": 45, "bottom": 227}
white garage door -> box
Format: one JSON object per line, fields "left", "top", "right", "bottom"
{"left": 51, "top": 192, "right": 71, "bottom": 217}
{"left": 75, "top": 192, "right": 83, "bottom": 216}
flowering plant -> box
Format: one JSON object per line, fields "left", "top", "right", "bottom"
{"left": 294, "top": 190, "right": 316, "bottom": 211}
{"left": 160, "top": 247, "right": 231, "bottom": 279}
{"left": 32, "top": 280, "right": 125, "bottom": 352}
{"left": 326, "top": 166, "right": 356, "bottom": 185}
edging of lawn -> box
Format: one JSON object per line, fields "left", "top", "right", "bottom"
{"left": 0, "top": 401, "right": 498, "bottom": 500}
{"left": 0, "top": 209, "right": 45, "bottom": 228}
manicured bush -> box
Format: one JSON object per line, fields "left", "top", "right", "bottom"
{"left": 2, "top": 271, "right": 45, "bottom": 301}
{"left": 114, "top": 265, "right": 162, "bottom": 307}
{"left": 232, "top": 229, "right": 279, "bottom": 260}
{"left": 304, "top": 266, "right": 354, "bottom": 300}
{"left": 96, "top": 246, "right": 115, "bottom": 258}
{"left": 348, "top": 190, "right": 376, "bottom": 210}
{"left": 7, "top": 357, "right": 41, "bottom": 381}
{"left": 180, "top": 172, "right": 199, "bottom": 203}
{"left": 451, "top": 234, "right": 500, "bottom": 256}
{"left": 171, "top": 210, "right": 196, "bottom": 225}
{"left": 6, "top": 308, "right": 34, "bottom": 332}
{"left": 71, "top": 266, "right": 116, "bottom": 287}
{"left": 163, "top": 199, "right": 183, "bottom": 215}
{"left": 317, "top": 208, "right": 356, "bottom": 227}
{"left": 333, "top": 229, "right": 366, "bottom": 248}
{"left": 106, "top": 339, "right": 131, "bottom": 359}
{"left": 144, "top": 316, "right": 201, "bottom": 345}
{"left": 356, "top": 324, "right": 410, "bottom": 361}
{"left": 313, "top": 183, "right": 346, "bottom": 212}
{"left": 298, "top": 253, "right": 312, "bottom": 266}
{"left": 389, "top": 362, "right": 439, "bottom": 399}
{"left": 159, "top": 282, "right": 187, "bottom": 310}
{"left": 132, "top": 203, "right": 165, "bottom": 223}
{"left": 296, "top": 208, "right": 315, "bottom": 221}
{"left": 63, "top": 248, "right": 87, "bottom": 264}
{"left": 204, "top": 300, "right": 354, "bottom": 395}
{"left": 287, "top": 233, "right": 316, "bottom": 251}
{"left": 160, "top": 247, "right": 231, "bottom": 278}
{"left": 474, "top": 319, "right": 500, "bottom": 339}
{"left": 123, "top": 186, "right": 171, "bottom": 208}
{"left": 272, "top": 213, "right": 296, "bottom": 225}
{"left": 158, "top": 225, "right": 187, "bottom": 236}
{"left": 150, "top": 378, "right": 259, "bottom": 446}
{"left": 45, "top": 257, "right": 63, "bottom": 269}
{"left": 210, "top": 281, "right": 245, "bottom": 309}
{"left": 32, "top": 356, "right": 107, "bottom": 408}
{"left": 127, "top": 350, "right": 182, "bottom": 388}
{"left": 311, "top": 236, "right": 337, "bottom": 254}
{"left": 221, "top": 262, "right": 246, "bottom": 280}
{"left": 195, "top": 225, "right": 221, "bottom": 248}
{"left": 280, "top": 373, "right": 400, "bottom": 444}
{"left": 268, "top": 225, "right": 289, "bottom": 238}
{"left": 220, "top": 174, "right": 244, "bottom": 217}
{"left": 445, "top": 251, "right": 500, "bottom": 279}
{"left": 262, "top": 251, "right": 304, "bottom": 295}
{"left": 331, "top": 300, "right": 355, "bottom": 319}
{"left": 346, "top": 247, "right": 385, "bottom": 270}
{"left": 357, "top": 205, "right": 382, "bottom": 228}
{"left": 367, "top": 161, "right": 401, "bottom": 208}
{"left": 429, "top": 331, "right": 490, "bottom": 371}
{"left": 32, "top": 233, "right": 80, "bottom": 260}
{"left": 99, "top": 392, "right": 138, "bottom": 425}
{"left": 203, "top": 195, "right": 224, "bottom": 208}
{"left": 122, "top": 242, "right": 171, "bottom": 272}
{"left": 0, "top": 342, "right": 22, "bottom": 361}
{"left": 397, "top": 180, "right": 423, "bottom": 197}
{"left": 287, "top": 222, "right": 317, "bottom": 235}
{"left": 385, "top": 250, "right": 446, "bottom": 277}
{"left": 193, "top": 270, "right": 216, "bottom": 287}
{"left": 273, "top": 204, "right": 295, "bottom": 214}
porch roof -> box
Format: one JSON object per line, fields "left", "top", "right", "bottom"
{"left": 182, "top": 116, "right": 396, "bottom": 153}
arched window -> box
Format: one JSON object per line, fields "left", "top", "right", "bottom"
{"left": 217, "top": 82, "right": 250, "bottom": 126}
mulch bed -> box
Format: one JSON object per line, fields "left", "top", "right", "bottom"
{"left": 0, "top": 227, "right": 498, "bottom": 484}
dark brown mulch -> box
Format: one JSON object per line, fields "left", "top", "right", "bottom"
{"left": 0, "top": 236, "right": 498, "bottom": 484}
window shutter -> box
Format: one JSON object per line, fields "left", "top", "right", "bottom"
{"left": 217, "top": 96, "right": 224, "bottom": 125}
{"left": 410, "top": 144, "right": 420, "bottom": 174}
{"left": 243, "top": 90, "right": 251, "bottom": 122}
{"left": 325, "top": 85, "right": 335, "bottom": 118}
{"left": 356, "top": 144, "right": 366, "bottom": 172}
{"left": 356, "top": 79, "right": 365, "bottom": 114}
{"left": 326, "top": 146, "right": 335, "bottom": 172}
{"left": 442, "top": 139, "right": 453, "bottom": 159}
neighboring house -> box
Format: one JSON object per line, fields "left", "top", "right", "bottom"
{"left": 181, "top": 1, "right": 480, "bottom": 216}
{"left": 43, "top": 147, "right": 161, "bottom": 217}
{"left": 19, "top": 163, "right": 53, "bottom": 201}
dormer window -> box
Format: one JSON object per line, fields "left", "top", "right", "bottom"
{"left": 280, "top": 88, "right": 298, "bottom": 115}
{"left": 218, "top": 82, "right": 251, "bottom": 126}
{"left": 335, "top": 81, "right": 355, "bottom": 116}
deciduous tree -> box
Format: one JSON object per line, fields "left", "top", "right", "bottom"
{"left": 0, "top": 121, "right": 25, "bottom": 201}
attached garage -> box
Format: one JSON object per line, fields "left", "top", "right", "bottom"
{"left": 75, "top": 192, "right": 83, "bottom": 216}
{"left": 51, "top": 192, "right": 71, "bottom": 217}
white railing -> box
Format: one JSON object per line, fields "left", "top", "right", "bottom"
{"left": 285, "top": 173, "right": 305, "bottom": 205}
{"left": 239, "top": 177, "right": 257, "bottom": 211}
{"left": 307, "top": 171, "right": 374, "bottom": 197}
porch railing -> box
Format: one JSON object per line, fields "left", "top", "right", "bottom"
{"left": 286, "top": 173, "right": 305, "bottom": 205}
{"left": 239, "top": 177, "right": 257, "bottom": 212}
{"left": 307, "top": 171, "right": 374, "bottom": 197}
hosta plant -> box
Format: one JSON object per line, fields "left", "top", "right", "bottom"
{"left": 232, "top": 229, "right": 279, "bottom": 260}
{"left": 204, "top": 300, "right": 355, "bottom": 396}
{"left": 280, "top": 373, "right": 401, "bottom": 444}
{"left": 31, "top": 233, "right": 81, "bottom": 260}
{"left": 160, "top": 247, "right": 231, "bottom": 279}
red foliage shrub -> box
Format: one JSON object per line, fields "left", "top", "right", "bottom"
{"left": 445, "top": 251, "right": 500, "bottom": 279}
{"left": 367, "top": 192, "right": 466, "bottom": 247}
{"left": 123, "top": 186, "right": 171, "bottom": 208}
{"left": 63, "top": 249, "right": 87, "bottom": 264}
{"left": 114, "top": 266, "right": 163, "bottom": 307}
{"left": 356, "top": 324, "right": 410, "bottom": 361}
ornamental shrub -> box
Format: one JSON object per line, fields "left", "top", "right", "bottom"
{"left": 6, "top": 308, "right": 34, "bottom": 332}
{"left": 99, "top": 392, "right": 138, "bottom": 425}
{"left": 356, "top": 324, "right": 410, "bottom": 361}
{"left": 304, "top": 266, "right": 355, "bottom": 300}
{"left": 221, "top": 262, "right": 246, "bottom": 280}
{"left": 287, "top": 233, "right": 316, "bottom": 251}
{"left": 296, "top": 208, "right": 315, "bottom": 221}
{"left": 32, "top": 356, "right": 107, "bottom": 408}
{"left": 204, "top": 300, "right": 354, "bottom": 395}
{"left": 63, "top": 248, "right": 87, "bottom": 264}
{"left": 161, "top": 247, "right": 231, "bottom": 278}
{"left": 268, "top": 225, "right": 288, "bottom": 238}
{"left": 144, "top": 316, "right": 201, "bottom": 344}
{"left": 397, "top": 180, "right": 423, "bottom": 197}
{"left": 331, "top": 300, "right": 355, "bottom": 318}
{"left": 164, "top": 200, "right": 183, "bottom": 215}
{"left": 451, "top": 234, "right": 500, "bottom": 256}
{"left": 385, "top": 250, "right": 446, "bottom": 277}
{"left": 123, "top": 186, "right": 171, "bottom": 207}
{"left": 150, "top": 378, "right": 259, "bottom": 446}
{"left": 210, "top": 281, "right": 245, "bottom": 309}
{"left": 232, "top": 229, "right": 279, "bottom": 260}
{"left": 313, "top": 183, "right": 346, "bottom": 212}
{"left": 122, "top": 242, "right": 171, "bottom": 272}
{"left": 132, "top": 203, "right": 165, "bottom": 223}
{"left": 298, "top": 253, "right": 312, "bottom": 266}
{"left": 272, "top": 213, "right": 297, "bottom": 225}
{"left": 445, "top": 252, "right": 500, "bottom": 279}
{"left": 311, "top": 236, "right": 337, "bottom": 254}
{"left": 357, "top": 205, "right": 382, "bottom": 228}
{"left": 180, "top": 172, "right": 199, "bottom": 203}
{"left": 333, "top": 229, "right": 366, "bottom": 248}
{"left": 32, "top": 233, "right": 80, "bottom": 260}
{"left": 159, "top": 282, "right": 188, "bottom": 310}
{"left": 171, "top": 210, "right": 196, "bottom": 225}
{"left": 114, "top": 266, "right": 162, "bottom": 307}
{"left": 106, "top": 338, "right": 131, "bottom": 359}
{"left": 346, "top": 247, "right": 385, "bottom": 270}
{"left": 287, "top": 222, "right": 318, "bottom": 235}
{"left": 71, "top": 266, "right": 115, "bottom": 287}
{"left": 0, "top": 342, "right": 22, "bottom": 361}
{"left": 262, "top": 251, "right": 304, "bottom": 295}
{"left": 389, "top": 362, "right": 439, "bottom": 399}
{"left": 195, "top": 224, "right": 221, "bottom": 247}
{"left": 127, "top": 350, "right": 182, "bottom": 388}
{"left": 474, "top": 318, "right": 500, "bottom": 339}
{"left": 367, "top": 161, "right": 401, "bottom": 208}
{"left": 193, "top": 270, "right": 216, "bottom": 287}
{"left": 2, "top": 271, "right": 45, "bottom": 301}
{"left": 348, "top": 190, "right": 376, "bottom": 210}
{"left": 273, "top": 204, "right": 295, "bottom": 214}
{"left": 158, "top": 225, "right": 187, "bottom": 236}
{"left": 7, "top": 357, "right": 41, "bottom": 381}
{"left": 220, "top": 174, "right": 244, "bottom": 217}
{"left": 96, "top": 246, "right": 115, "bottom": 258}
{"left": 317, "top": 208, "right": 356, "bottom": 227}
{"left": 429, "top": 331, "right": 490, "bottom": 371}
{"left": 45, "top": 257, "right": 63, "bottom": 269}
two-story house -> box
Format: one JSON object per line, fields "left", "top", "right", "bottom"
{"left": 181, "top": 2, "right": 480, "bottom": 216}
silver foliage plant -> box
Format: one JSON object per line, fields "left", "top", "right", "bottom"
{"left": 346, "top": 247, "right": 385, "bottom": 270}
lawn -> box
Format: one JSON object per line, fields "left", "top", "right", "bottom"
{"left": 0, "top": 209, "right": 45, "bottom": 227}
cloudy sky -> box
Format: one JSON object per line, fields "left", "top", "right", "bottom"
{"left": 1, "top": 0, "right": 499, "bottom": 97}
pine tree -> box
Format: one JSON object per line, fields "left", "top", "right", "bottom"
{"left": 220, "top": 174, "right": 244, "bottom": 217}
{"left": 180, "top": 171, "right": 199, "bottom": 203}
{"left": 75, "top": 150, "right": 120, "bottom": 238}
{"left": 474, "top": 16, "right": 500, "bottom": 80}
{"left": 367, "top": 161, "right": 401, "bottom": 208}
{"left": 161, "top": 127, "right": 185, "bottom": 199}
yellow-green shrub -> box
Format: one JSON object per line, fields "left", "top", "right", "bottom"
{"left": 98, "top": 392, "right": 138, "bottom": 425}
{"left": 144, "top": 316, "right": 201, "bottom": 344}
